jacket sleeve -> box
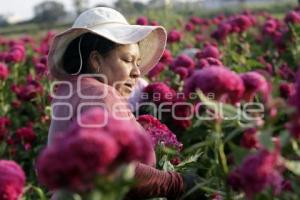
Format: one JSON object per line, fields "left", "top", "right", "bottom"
{"left": 125, "top": 163, "right": 185, "bottom": 200}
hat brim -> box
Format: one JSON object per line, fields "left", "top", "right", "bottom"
{"left": 48, "top": 23, "right": 167, "bottom": 80}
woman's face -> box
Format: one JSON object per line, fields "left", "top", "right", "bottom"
{"left": 93, "top": 43, "right": 141, "bottom": 98}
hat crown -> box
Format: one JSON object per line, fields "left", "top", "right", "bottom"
{"left": 72, "top": 7, "right": 129, "bottom": 28}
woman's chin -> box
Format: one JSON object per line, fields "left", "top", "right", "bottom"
{"left": 118, "top": 87, "right": 133, "bottom": 98}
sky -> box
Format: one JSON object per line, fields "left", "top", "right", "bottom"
{"left": 0, "top": 0, "right": 150, "bottom": 20}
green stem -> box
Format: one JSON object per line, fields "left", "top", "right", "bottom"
{"left": 214, "top": 121, "right": 231, "bottom": 199}
{"left": 214, "top": 122, "right": 228, "bottom": 175}
{"left": 0, "top": 81, "right": 5, "bottom": 114}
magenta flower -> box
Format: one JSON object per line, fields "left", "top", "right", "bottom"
{"left": 286, "top": 114, "right": 300, "bottom": 139}
{"left": 0, "top": 63, "right": 9, "bottom": 80}
{"left": 150, "top": 20, "right": 159, "bottom": 26}
{"left": 196, "top": 57, "right": 224, "bottom": 69}
{"left": 284, "top": 11, "right": 300, "bottom": 24}
{"left": 35, "top": 63, "right": 47, "bottom": 74}
{"left": 190, "top": 16, "right": 204, "bottom": 25}
{"left": 0, "top": 117, "right": 11, "bottom": 141}
{"left": 37, "top": 108, "right": 154, "bottom": 192}
{"left": 159, "top": 49, "right": 173, "bottom": 64}
{"left": 240, "top": 71, "right": 270, "bottom": 102}
{"left": 37, "top": 129, "right": 120, "bottom": 191}
{"left": 211, "top": 23, "right": 232, "bottom": 41}
{"left": 5, "top": 44, "right": 25, "bottom": 63}
{"left": 185, "top": 22, "right": 195, "bottom": 32}
{"left": 148, "top": 62, "right": 166, "bottom": 78}
{"left": 230, "top": 15, "right": 253, "bottom": 33}
{"left": 240, "top": 128, "right": 260, "bottom": 149}
{"left": 196, "top": 44, "right": 220, "bottom": 59}
{"left": 16, "top": 125, "right": 36, "bottom": 147}
{"left": 167, "top": 29, "right": 182, "bottom": 43}
{"left": 137, "top": 114, "right": 183, "bottom": 151}
{"left": 0, "top": 160, "right": 26, "bottom": 200}
{"left": 174, "top": 67, "right": 189, "bottom": 80}
{"left": 142, "top": 82, "right": 176, "bottom": 105}
{"left": 12, "top": 79, "right": 43, "bottom": 101}
{"left": 211, "top": 14, "right": 254, "bottom": 41}
{"left": 262, "top": 19, "right": 281, "bottom": 36}
{"left": 136, "top": 16, "right": 148, "bottom": 25}
{"left": 184, "top": 67, "right": 244, "bottom": 104}
{"left": 195, "top": 34, "right": 205, "bottom": 43}
{"left": 278, "top": 63, "right": 295, "bottom": 81}
{"left": 172, "top": 95, "right": 193, "bottom": 130}
{"left": 279, "top": 83, "right": 295, "bottom": 99}
{"left": 171, "top": 54, "right": 195, "bottom": 77}
{"left": 228, "top": 149, "right": 282, "bottom": 199}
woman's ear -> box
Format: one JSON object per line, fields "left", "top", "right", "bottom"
{"left": 88, "top": 50, "right": 103, "bottom": 73}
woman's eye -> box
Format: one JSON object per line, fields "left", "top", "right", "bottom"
{"left": 123, "top": 59, "right": 132, "bottom": 63}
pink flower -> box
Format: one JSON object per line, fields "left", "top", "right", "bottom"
{"left": 211, "top": 23, "right": 232, "bottom": 41}
{"left": 240, "top": 71, "right": 270, "bottom": 102}
{"left": 170, "top": 156, "right": 181, "bottom": 166}
{"left": 0, "top": 52, "right": 8, "bottom": 62}
{"left": 35, "top": 63, "right": 47, "bottom": 74}
{"left": 284, "top": 11, "right": 300, "bottom": 24}
{"left": 190, "top": 16, "right": 204, "bottom": 25}
{"left": 5, "top": 44, "right": 25, "bottom": 63}
{"left": 37, "top": 108, "right": 154, "bottom": 191}
{"left": 136, "top": 16, "right": 148, "bottom": 25}
{"left": 174, "top": 67, "right": 189, "bottom": 80}
{"left": 0, "top": 117, "right": 11, "bottom": 141}
{"left": 160, "top": 49, "right": 173, "bottom": 64}
{"left": 172, "top": 96, "right": 193, "bottom": 130}
{"left": 286, "top": 114, "right": 300, "bottom": 139}
{"left": 172, "top": 54, "right": 195, "bottom": 69}
{"left": 167, "top": 29, "right": 182, "bottom": 43}
{"left": 263, "top": 19, "right": 279, "bottom": 36}
{"left": 37, "top": 130, "right": 120, "bottom": 191}
{"left": 196, "top": 45, "right": 220, "bottom": 59}
{"left": 142, "top": 82, "right": 176, "bottom": 105}
{"left": 148, "top": 62, "right": 166, "bottom": 78}
{"left": 279, "top": 83, "right": 295, "bottom": 99}
{"left": 150, "top": 20, "right": 159, "bottom": 26}
{"left": 12, "top": 79, "right": 43, "bottom": 101}
{"left": 211, "top": 192, "right": 223, "bottom": 200}
{"left": 184, "top": 67, "right": 244, "bottom": 104}
{"left": 278, "top": 63, "right": 295, "bottom": 81}
{"left": 228, "top": 149, "right": 282, "bottom": 199}
{"left": 0, "top": 63, "right": 9, "bottom": 80}
{"left": 288, "top": 70, "right": 300, "bottom": 112}
{"left": 185, "top": 22, "right": 195, "bottom": 32}
{"left": 16, "top": 125, "right": 36, "bottom": 146}
{"left": 0, "top": 160, "right": 26, "bottom": 200}
{"left": 196, "top": 57, "right": 223, "bottom": 69}
{"left": 230, "top": 15, "right": 253, "bottom": 33}
{"left": 240, "top": 128, "right": 260, "bottom": 149}
{"left": 195, "top": 34, "right": 205, "bottom": 43}
{"left": 137, "top": 115, "right": 183, "bottom": 151}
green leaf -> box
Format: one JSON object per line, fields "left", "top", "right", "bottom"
{"left": 283, "top": 158, "right": 300, "bottom": 176}
{"left": 259, "top": 131, "right": 274, "bottom": 151}
{"left": 31, "top": 186, "right": 47, "bottom": 200}
{"left": 229, "top": 142, "right": 250, "bottom": 164}
{"left": 175, "top": 151, "right": 203, "bottom": 171}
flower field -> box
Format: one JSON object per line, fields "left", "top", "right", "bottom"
{"left": 2, "top": 6, "right": 300, "bottom": 200}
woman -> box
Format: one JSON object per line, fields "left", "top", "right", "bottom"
{"left": 48, "top": 7, "right": 192, "bottom": 200}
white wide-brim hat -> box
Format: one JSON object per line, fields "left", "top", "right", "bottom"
{"left": 48, "top": 7, "right": 167, "bottom": 80}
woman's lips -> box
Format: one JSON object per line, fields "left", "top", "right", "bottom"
{"left": 124, "top": 83, "right": 133, "bottom": 90}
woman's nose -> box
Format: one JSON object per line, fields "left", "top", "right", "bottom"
{"left": 130, "top": 64, "right": 141, "bottom": 78}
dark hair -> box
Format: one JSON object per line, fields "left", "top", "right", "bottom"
{"left": 62, "top": 33, "right": 120, "bottom": 74}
